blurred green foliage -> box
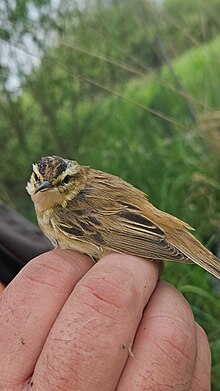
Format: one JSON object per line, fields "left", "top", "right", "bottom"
{"left": 0, "top": 0, "right": 220, "bottom": 387}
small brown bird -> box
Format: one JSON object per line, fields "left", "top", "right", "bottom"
{"left": 26, "top": 155, "right": 220, "bottom": 279}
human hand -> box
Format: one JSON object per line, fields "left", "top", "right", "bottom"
{"left": 0, "top": 250, "right": 211, "bottom": 390}
{"left": 0, "top": 282, "right": 4, "bottom": 294}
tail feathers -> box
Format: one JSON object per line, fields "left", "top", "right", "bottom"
{"left": 188, "top": 252, "right": 220, "bottom": 280}
{"left": 184, "top": 248, "right": 220, "bottom": 280}
{"left": 195, "top": 254, "right": 220, "bottom": 280}
{"left": 173, "top": 231, "right": 220, "bottom": 280}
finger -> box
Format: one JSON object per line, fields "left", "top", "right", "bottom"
{"left": 190, "top": 324, "right": 211, "bottom": 391}
{"left": 0, "top": 282, "right": 4, "bottom": 293}
{"left": 0, "top": 249, "right": 93, "bottom": 388}
{"left": 117, "top": 281, "right": 197, "bottom": 391}
{"left": 32, "top": 254, "right": 159, "bottom": 391}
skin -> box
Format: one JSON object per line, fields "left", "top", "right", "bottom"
{"left": 0, "top": 250, "right": 211, "bottom": 390}
{"left": 0, "top": 282, "right": 4, "bottom": 293}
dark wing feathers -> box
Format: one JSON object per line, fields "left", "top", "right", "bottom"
{"left": 56, "top": 192, "right": 191, "bottom": 263}
{"left": 117, "top": 210, "right": 164, "bottom": 237}
{"left": 59, "top": 224, "right": 84, "bottom": 237}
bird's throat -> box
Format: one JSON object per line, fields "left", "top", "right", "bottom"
{"left": 33, "top": 188, "right": 65, "bottom": 211}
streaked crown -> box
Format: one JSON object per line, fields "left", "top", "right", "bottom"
{"left": 37, "top": 156, "right": 78, "bottom": 181}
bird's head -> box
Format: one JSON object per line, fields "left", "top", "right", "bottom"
{"left": 26, "top": 156, "right": 84, "bottom": 210}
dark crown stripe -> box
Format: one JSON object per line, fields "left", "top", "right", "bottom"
{"left": 37, "top": 156, "right": 68, "bottom": 179}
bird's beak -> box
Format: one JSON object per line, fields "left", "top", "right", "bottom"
{"left": 35, "top": 181, "right": 50, "bottom": 194}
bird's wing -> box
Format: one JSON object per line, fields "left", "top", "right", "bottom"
{"left": 102, "top": 209, "right": 190, "bottom": 262}
{"left": 56, "top": 190, "right": 190, "bottom": 263}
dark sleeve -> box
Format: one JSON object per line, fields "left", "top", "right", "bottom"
{"left": 0, "top": 203, "right": 52, "bottom": 286}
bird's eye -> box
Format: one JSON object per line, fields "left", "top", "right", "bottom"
{"left": 33, "top": 172, "right": 39, "bottom": 182}
{"left": 63, "top": 175, "right": 71, "bottom": 184}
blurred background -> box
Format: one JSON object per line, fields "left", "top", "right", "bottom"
{"left": 0, "top": 0, "right": 220, "bottom": 387}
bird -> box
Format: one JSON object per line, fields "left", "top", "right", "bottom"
{"left": 26, "top": 155, "right": 220, "bottom": 280}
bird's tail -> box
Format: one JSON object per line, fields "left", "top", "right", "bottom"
{"left": 172, "top": 230, "right": 220, "bottom": 280}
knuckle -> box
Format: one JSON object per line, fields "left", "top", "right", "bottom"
{"left": 74, "top": 267, "right": 140, "bottom": 320}
{"left": 159, "top": 317, "right": 197, "bottom": 363}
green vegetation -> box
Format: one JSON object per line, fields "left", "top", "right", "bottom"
{"left": 0, "top": 0, "right": 220, "bottom": 387}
